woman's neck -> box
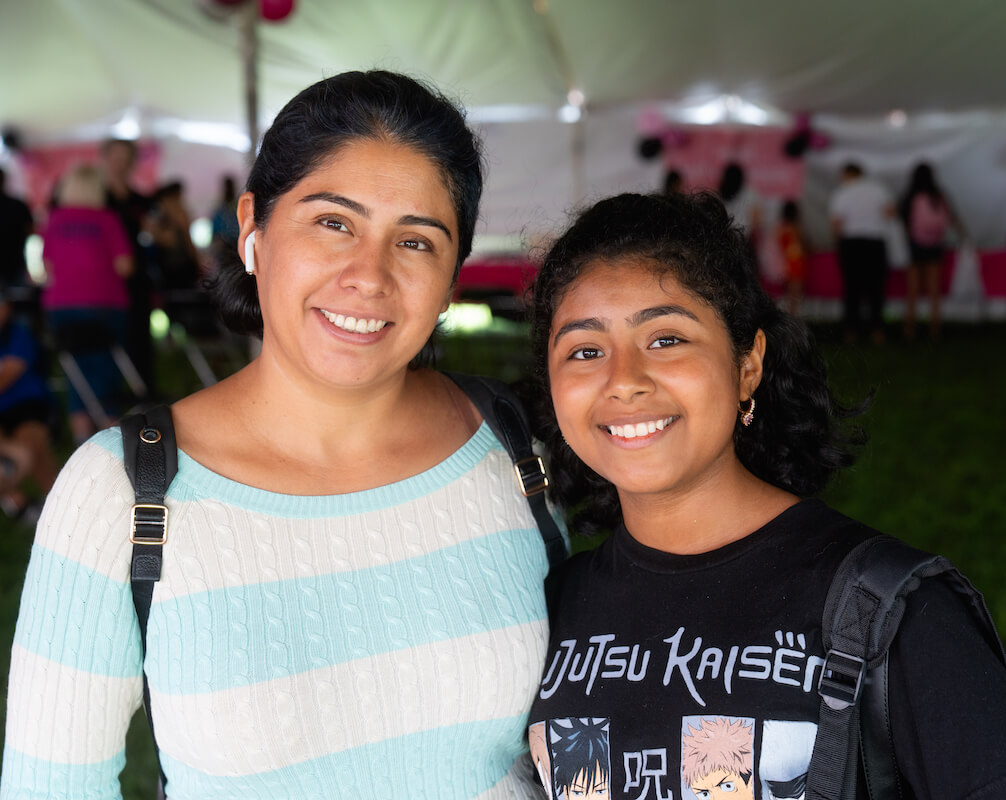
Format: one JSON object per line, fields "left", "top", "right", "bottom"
{"left": 173, "top": 360, "right": 476, "bottom": 495}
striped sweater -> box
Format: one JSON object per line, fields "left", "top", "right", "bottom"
{"left": 2, "top": 423, "right": 551, "bottom": 799}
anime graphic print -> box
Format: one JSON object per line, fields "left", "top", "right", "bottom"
{"left": 533, "top": 717, "right": 611, "bottom": 799}
{"left": 528, "top": 715, "right": 818, "bottom": 799}
{"left": 680, "top": 716, "right": 755, "bottom": 800}
{"left": 758, "top": 720, "right": 815, "bottom": 800}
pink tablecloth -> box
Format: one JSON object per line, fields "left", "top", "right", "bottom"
{"left": 457, "top": 250, "right": 1006, "bottom": 303}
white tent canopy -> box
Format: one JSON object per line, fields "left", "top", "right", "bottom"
{"left": 3, "top": 0, "right": 1006, "bottom": 248}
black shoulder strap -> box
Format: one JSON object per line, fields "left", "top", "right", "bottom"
{"left": 121, "top": 404, "right": 177, "bottom": 792}
{"left": 806, "top": 534, "right": 1005, "bottom": 800}
{"left": 446, "top": 372, "right": 566, "bottom": 569}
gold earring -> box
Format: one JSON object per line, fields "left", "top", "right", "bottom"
{"left": 739, "top": 397, "right": 755, "bottom": 427}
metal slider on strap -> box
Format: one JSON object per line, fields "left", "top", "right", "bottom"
{"left": 818, "top": 649, "right": 865, "bottom": 710}
{"left": 513, "top": 456, "right": 549, "bottom": 497}
{"left": 130, "top": 503, "right": 169, "bottom": 545}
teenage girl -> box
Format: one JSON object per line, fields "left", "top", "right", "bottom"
{"left": 525, "top": 191, "right": 1006, "bottom": 800}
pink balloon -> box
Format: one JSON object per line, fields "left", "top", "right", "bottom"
{"left": 809, "top": 131, "right": 832, "bottom": 149}
{"left": 259, "top": 0, "right": 295, "bottom": 21}
{"left": 662, "top": 128, "right": 691, "bottom": 149}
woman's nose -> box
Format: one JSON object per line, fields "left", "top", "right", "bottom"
{"left": 338, "top": 239, "right": 393, "bottom": 296}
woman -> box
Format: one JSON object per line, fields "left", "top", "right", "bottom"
{"left": 41, "top": 162, "right": 134, "bottom": 442}
{"left": 899, "top": 162, "right": 963, "bottom": 342}
{"left": 3, "top": 71, "right": 552, "bottom": 798}
{"left": 525, "top": 192, "right": 1006, "bottom": 798}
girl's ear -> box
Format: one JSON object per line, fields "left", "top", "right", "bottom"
{"left": 739, "top": 328, "right": 766, "bottom": 401}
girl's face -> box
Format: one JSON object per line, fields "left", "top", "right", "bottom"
{"left": 547, "top": 257, "right": 762, "bottom": 505}
{"left": 243, "top": 138, "right": 459, "bottom": 392}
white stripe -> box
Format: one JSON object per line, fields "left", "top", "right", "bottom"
{"left": 4, "top": 643, "right": 142, "bottom": 764}
{"left": 150, "top": 620, "right": 547, "bottom": 777}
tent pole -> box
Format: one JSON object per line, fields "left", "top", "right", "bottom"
{"left": 240, "top": 1, "right": 259, "bottom": 165}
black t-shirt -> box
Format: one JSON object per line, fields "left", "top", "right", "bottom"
{"left": 528, "top": 499, "right": 1006, "bottom": 800}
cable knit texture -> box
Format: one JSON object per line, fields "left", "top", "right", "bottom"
{"left": 2, "top": 423, "right": 550, "bottom": 799}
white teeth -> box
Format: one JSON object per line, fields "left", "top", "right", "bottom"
{"left": 321, "top": 309, "right": 388, "bottom": 333}
{"left": 606, "top": 417, "right": 674, "bottom": 438}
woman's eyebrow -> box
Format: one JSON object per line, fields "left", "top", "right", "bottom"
{"left": 397, "top": 214, "right": 453, "bottom": 242}
{"left": 298, "top": 193, "right": 453, "bottom": 241}
{"left": 299, "top": 192, "right": 368, "bottom": 216}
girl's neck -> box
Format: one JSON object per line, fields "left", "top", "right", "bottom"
{"left": 618, "top": 469, "right": 798, "bottom": 555}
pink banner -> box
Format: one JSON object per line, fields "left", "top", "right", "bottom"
{"left": 659, "top": 126, "right": 805, "bottom": 200}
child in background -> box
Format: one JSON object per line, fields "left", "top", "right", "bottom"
{"left": 777, "top": 199, "right": 808, "bottom": 316}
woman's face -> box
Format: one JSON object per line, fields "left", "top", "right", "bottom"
{"left": 547, "top": 257, "right": 762, "bottom": 504}
{"left": 245, "top": 138, "right": 459, "bottom": 391}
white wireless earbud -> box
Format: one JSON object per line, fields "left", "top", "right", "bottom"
{"left": 244, "top": 230, "right": 256, "bottom": 275}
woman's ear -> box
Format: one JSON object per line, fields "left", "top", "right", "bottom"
{"left": 237, "top": 193, "right": 257, "bottom": 274}
{"left": 739, "top": 328, "right": 766, "bottom": 401}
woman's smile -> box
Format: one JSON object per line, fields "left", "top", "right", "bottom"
{"left": 318, "top": 308, "right": 390, "bottom": 334}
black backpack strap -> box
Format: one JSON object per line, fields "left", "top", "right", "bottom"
{"left": 121, "top": 404, "right": 177, "bottom": 792}
{"left": 806, "top": 534, "right": 960, "bottom": 800}
{"left": 445, "top": 372, "right": 566, "bottom": 569}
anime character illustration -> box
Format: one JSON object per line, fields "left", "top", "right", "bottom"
{"left": 530, "top": 721, "right": 554, "bottom": 799}
{"left": 549, "top": 717, "right": 611, "bottom": 799}
{"left": 759, "top": 720, "right": 816, "bottom": 800}
{"left": 681, "top": 716, "right": 755, "bottom": 800}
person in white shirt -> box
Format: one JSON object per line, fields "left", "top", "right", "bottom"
{"left": 829, "top": 163, "right": 894, "bottom": 344}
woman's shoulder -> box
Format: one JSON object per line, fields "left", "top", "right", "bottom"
{"left": 33, "top": 429, "right": 135, "bottom": 578}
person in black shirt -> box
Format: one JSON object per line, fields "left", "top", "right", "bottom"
{"left": 0, "top": 168, "right": 33, "bottom": 289}
{"left": 101, "top": 138, "right": 155, "bottom": 392}
{"left": 526, "top": 191, "right": 1006, "bottom": 800}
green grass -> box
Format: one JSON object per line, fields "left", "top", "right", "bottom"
{"left": 1, "top": 321, "right": 1003, "bottom": 797}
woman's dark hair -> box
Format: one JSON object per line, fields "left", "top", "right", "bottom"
{"left": 718, "top": 162, "right": 745, "bottom": 203}
{"left": 211, "top": 70, "right": 485, "bottom": 343}
{"left": 781, "top": 199, "right": 800, "bottom": 223}
{"left": 899, "top": 162, "right": 943, "bottom": 222}
{"left": 530, "top": 192, "right": 864, "bottom": 536}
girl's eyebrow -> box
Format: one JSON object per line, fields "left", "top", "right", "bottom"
{"left": 552, "top": 317, "right": 605, "bottom": 347}
{"left": 628, "top": 304, "right": 699, "bottom": 326}
{"left": 552, "top": 304, "right": 698, "bottom": 347}
{"left": 298, "top": 192, "right": 453, "bottom": 241}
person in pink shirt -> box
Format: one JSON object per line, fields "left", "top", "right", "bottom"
{"left": 42, "top": 163, "right": 134, "bottom": 442}
{"left": 898, "top": 162, "right": 965, "bottom": 342}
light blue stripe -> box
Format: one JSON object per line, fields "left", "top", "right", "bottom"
{"left": 0, "top": 746, "right": 125, "bottom": 800}
{"left": 12, "top": 545, "right": 142, "bottom": 678}
{"left": 146, "top": 526, "right": 548, "bottom": 695}
{"left": 160, "top": 715, "right": 529, "bottom": 800}
{"left": 93, "top": 422, "right": 508, "bottom": 518}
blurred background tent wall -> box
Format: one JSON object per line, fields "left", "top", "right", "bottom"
{"left": 2, "top": 0, "right": 1006, "bottom": 253}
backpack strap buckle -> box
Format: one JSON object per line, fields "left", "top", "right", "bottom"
{"left": 130, "top": 503, "right": 169, "bottom": 545}
{"left": 513, "top": 456, "right": 549, "bottom": 497}
{"left": 818, "top": 649, "right": 865, "bottom": 711}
